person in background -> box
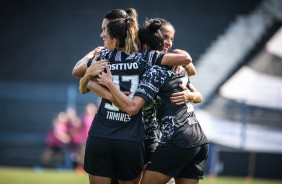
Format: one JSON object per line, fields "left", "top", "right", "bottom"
{"left": 80, "top": 103, "right": 98, "bottom": 147}
{"left": 65, "top": 107, "right": 84, "bottom": 170}
{"left": 35, "top": 111, "right": 71, "bottom": 171}
{"left": 75, "top": 103, "right": 98, "bottom": 173}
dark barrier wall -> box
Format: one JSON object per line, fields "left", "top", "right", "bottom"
{"left": 0, "top": 0, "right": 260, "bottom": 83}
{"left": 4, "top": 0, "right": 279, "bottom": 180}
{"left": 219, "top": 151, "right": 282, "bottom": 179}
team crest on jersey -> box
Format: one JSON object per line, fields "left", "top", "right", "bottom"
{"left": 159, "top": 116, "right": 175, "bottom": 144}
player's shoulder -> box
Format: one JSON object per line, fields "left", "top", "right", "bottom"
{"left": 126, "top": 52, "right": 141, "bottom": 60}
{"left": 147, "top": 65, "right": 175, "bottom": 79}
{"left": 144, "top": 65, "right": 168, "bottom": 77}
{"left": 141, "top": 50, "right": 163, "bottom": 59}
{"left": 124, "top": 52, "right": 149, "bottom": 66}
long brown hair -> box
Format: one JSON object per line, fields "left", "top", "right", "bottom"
{"left": 107, "top": 9, "right": 140, "bottom": 55}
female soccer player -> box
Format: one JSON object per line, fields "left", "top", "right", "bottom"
{"left": 84, "top": 18, "right": 195, "bottom": 168}
{"left": 138, "top": 18, "right": 201, "bottom": 168}
{"left": 72, "top": 8, "right": 135, "bottom": 78}
{"left": 97, "top": 19, "right": 209, "bottom": 184}
{"left": 80, "top": 11, "right": 192, "bottom": 184}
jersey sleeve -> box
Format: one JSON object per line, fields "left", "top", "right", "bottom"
{"left": 134, "top": 65, "right": 168, "bottom": 103}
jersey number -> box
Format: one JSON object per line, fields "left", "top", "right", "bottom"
{"left": 104, "top": 75, "right": 139, "bottom": 111}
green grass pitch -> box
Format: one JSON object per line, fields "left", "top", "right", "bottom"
{"left": 0, "top": 167, "right": 281, "bottom": 184}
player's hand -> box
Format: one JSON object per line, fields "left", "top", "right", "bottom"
{"left": 86, "top": 46, "right": 105, "bottom": 59}
{"left": 170, "top": 83, "right": 191, "bottom": 105}
{"left": 97, "top": 65, "right": 112, "bottom": 86}
{"left": 86, "top": 56, "right": 108, "bottom": 77}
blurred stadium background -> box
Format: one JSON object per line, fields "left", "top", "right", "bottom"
{"left": 0, "top": 0, "right": 281, "bottom": 181}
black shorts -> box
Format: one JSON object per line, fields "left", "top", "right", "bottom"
{"left": 146, "top": 143, "right": 209, "bottom": 179}
{"left": 84, "top": 136, "right": 144, "bottom": 181}
{"left": 144, "top": 139, "right": 159, "bottom": 164}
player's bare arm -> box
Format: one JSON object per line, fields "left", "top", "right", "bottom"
{"left": 161, "top": 49, "right": 192, "bottom": 66}
{"left": 72, "top": 46, "right": 104, "bottom": 77}
{"left": 97, "top": 66, "right": 145, "bottom": 116}
{"left": 78, "top": 55, "right": 108, "bottom": 94}
{"left": 87, "top": 78, "right": 125, "bottom": 111}
{"left": 170, "top": 83, "right": 202, "bottom": 105}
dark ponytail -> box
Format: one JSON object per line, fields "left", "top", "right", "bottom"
{"left": 138, "top": 18, "right": 164, "bottom": 51}
{"left": 149, "top": 19, "right": 162, "bottom": 32}
{"left": 104, "top": 9, "right": 128, "bottom": 20}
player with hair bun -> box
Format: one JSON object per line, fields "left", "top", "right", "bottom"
{"left": 79, "top": 9, "right": 192, "bottom": 183}
{"left": 97, "top": 18, "right": 209, "bottom": 184}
